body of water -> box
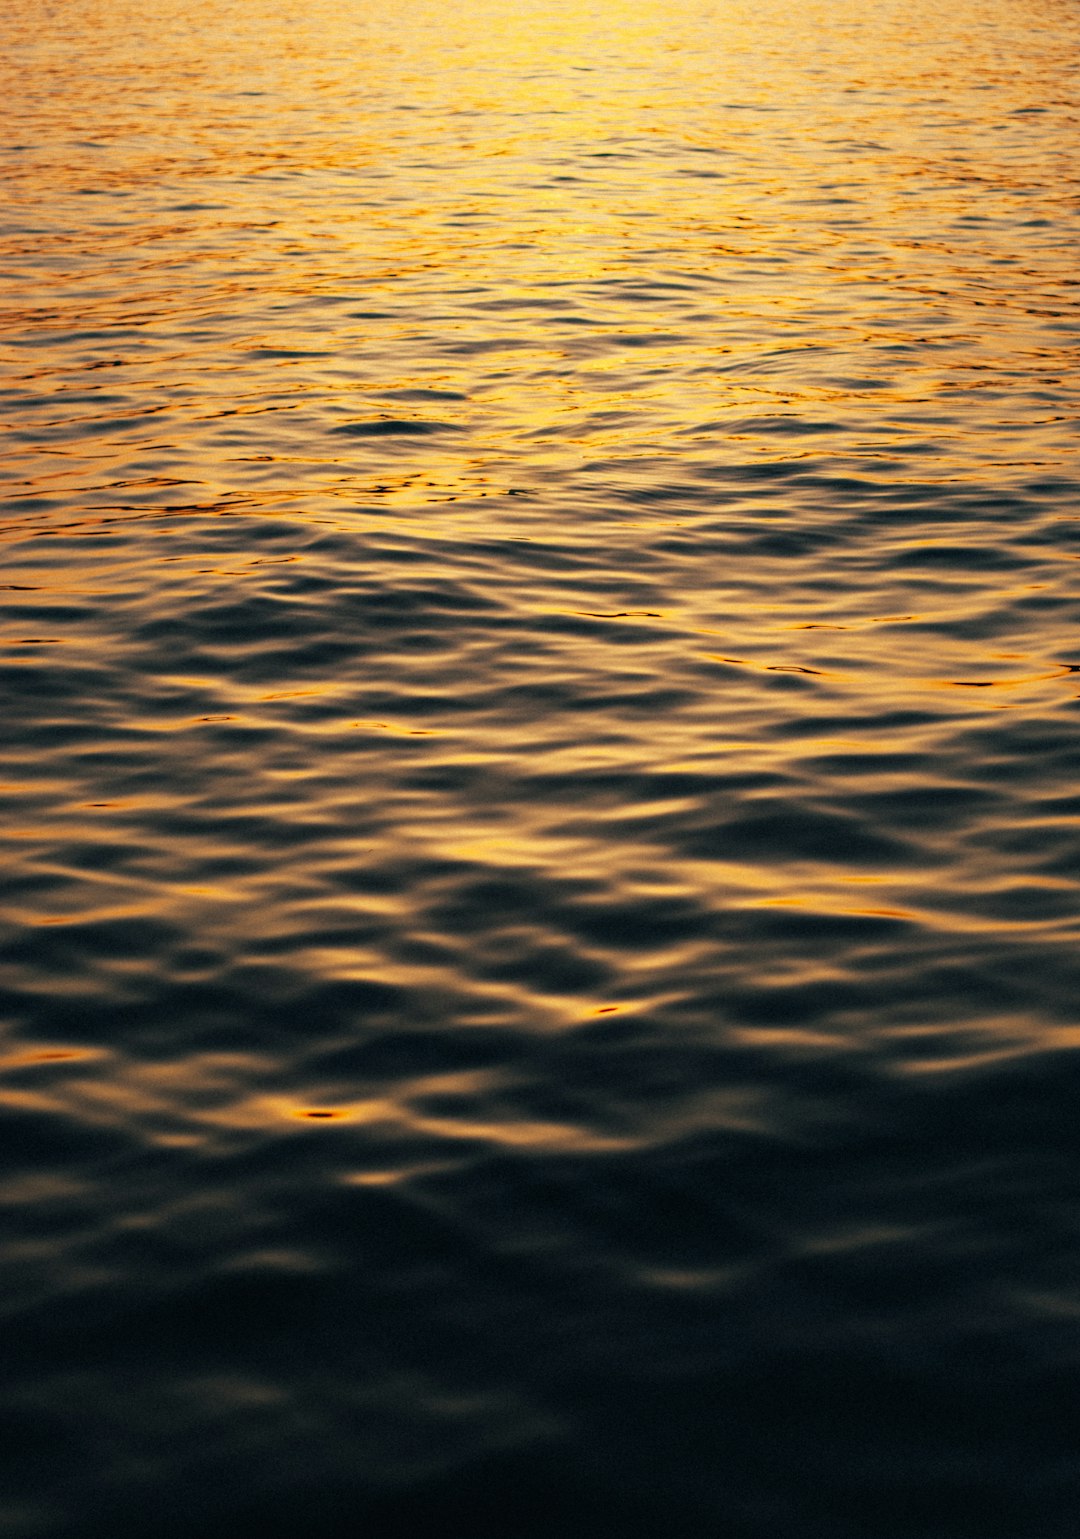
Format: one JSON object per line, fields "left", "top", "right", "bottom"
{"left": 2, "top": 0, "right": 1080, "bottom": 1533}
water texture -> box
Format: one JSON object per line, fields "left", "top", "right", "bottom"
{"left": 2, "top": 0, "right": 1080, "bottom": 1533}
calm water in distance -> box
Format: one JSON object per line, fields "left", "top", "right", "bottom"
{"left": 2, "top": 0, "right": 1080, "bottom": 1533}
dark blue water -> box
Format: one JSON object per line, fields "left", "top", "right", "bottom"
{"left": 3, "top": 0, "right": 1080, "bottom": 1532}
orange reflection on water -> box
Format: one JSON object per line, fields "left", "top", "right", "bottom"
{"left": 1, "top": 0, "right": 1078, "bottom": 1166}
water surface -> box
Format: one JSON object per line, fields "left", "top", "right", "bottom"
{"left": 2, "top": 0, "right": 1080, "bottom": 1533}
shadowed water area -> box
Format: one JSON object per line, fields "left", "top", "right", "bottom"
{"left": 2, "top": 0, "right": 1080, "bottom": 1533}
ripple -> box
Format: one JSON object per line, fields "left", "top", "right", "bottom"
{"left": 330, "top": 419, "right": 462, "bottom": 437}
